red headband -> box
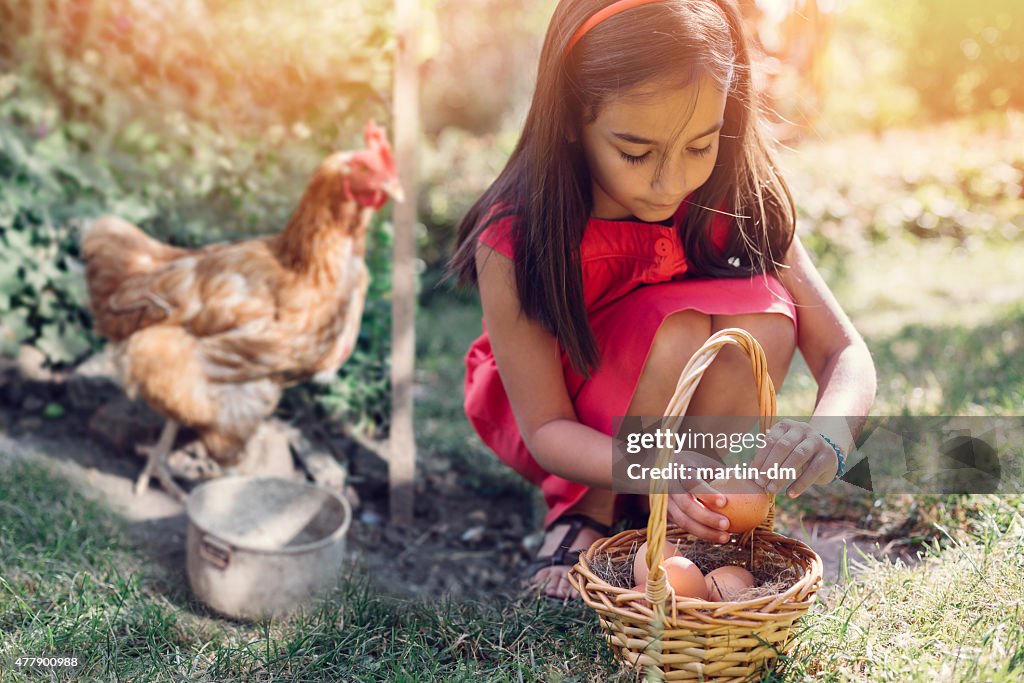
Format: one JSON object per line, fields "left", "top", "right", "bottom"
{"left": 563, "top": 0, "right": 725, "bottom": 60}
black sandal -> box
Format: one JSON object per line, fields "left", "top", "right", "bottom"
{"left": 522, "top": 513, "right": 612, "bottom": 590}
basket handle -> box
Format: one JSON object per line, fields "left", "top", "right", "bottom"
{"left": 642, "top": 328, "right": 777, "bottom": 608}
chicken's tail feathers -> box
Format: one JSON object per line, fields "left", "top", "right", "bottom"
{"left": 81, "top": 216, "right": 190, "bottom": 273}
{"left": 81, "top": 216, "right": 192, "bottom": 340}
{"left": 81, "top": 215, "right": 150, "bottom": 256}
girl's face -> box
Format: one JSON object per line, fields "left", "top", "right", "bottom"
{"left": 580, "top": 75, "right": 727, "bottom": 223}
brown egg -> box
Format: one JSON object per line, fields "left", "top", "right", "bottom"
{"left": 695, "top": 477, "right": 771, "bottom": 533}
{"left": 664, "top": 556, "right": 708, "bottom": 600}
{"left": 705, "top": 565, "right": 757, "bottom": 601}
{"left": 632, "top": 540, "right": 680, "bottom": 586}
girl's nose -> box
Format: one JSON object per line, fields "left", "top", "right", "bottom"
{"left": 653, "top": 158, "right": 687, "bottom": 194}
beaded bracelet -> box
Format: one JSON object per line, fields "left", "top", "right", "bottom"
{"left": 820, "top": 433, "right": 846, "bottom": 481}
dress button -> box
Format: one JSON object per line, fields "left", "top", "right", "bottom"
{"left": 654, "top": 237, "right": 673, "bottom": 256}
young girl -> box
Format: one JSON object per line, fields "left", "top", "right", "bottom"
{"left": 450, "top": 0, "right": 876, "bottom": 599}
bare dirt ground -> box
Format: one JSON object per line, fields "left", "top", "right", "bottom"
{"left": 0, "top": 349, "right": 537, "bottom": 603}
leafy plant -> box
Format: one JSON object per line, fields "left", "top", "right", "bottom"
{"left": 0, "top": 89, "right": 120, "bottom": 362}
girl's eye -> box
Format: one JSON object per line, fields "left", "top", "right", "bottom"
{"left": 619, "top": 151, "right": 650, "bottom": 166}
{"left": 689, "top": 143, "right": 714, "bottom": 158}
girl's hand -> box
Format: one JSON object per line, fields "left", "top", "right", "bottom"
{"left": 667, "top": 482, "right": 732, "bottom": 544}
{"left": 751, "top": 419, "right": 839, "bottom": 498}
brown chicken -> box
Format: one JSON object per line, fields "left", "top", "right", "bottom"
{"left": 82, "top": 121, "right": 402, "bottom": 500}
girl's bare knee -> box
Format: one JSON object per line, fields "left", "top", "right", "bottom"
{"left": 647, "top": 310, "right": 711, "bottom": 368}
{"left": 627, "top": 310, "right": 711, "bottom": 416}
{"left": 686, "top": 313, "right": 797, "bottom": 416}
{"left": 745, "top": 312, "right": 796, "bottom": 353}
{"left": 711, "top": 312, "right": 796, "bottom": 387}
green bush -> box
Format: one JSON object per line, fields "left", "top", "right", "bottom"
{"left": 0, "top": 81, "right": 122, "bottom": 362}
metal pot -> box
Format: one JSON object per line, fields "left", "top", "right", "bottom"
{"left": 185, "top": 476, "right": 351, "bottom": 620}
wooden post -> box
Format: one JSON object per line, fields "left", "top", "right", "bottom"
{"left": 390, "top": 0, "right": 419, "bottom": 525}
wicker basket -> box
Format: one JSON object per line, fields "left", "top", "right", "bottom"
{"left": 567, "top": 329, "right": 823, "bottom": 683}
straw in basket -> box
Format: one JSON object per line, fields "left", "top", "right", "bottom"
{"left": 567, "top": 328, "right": 823, "bottom": 682}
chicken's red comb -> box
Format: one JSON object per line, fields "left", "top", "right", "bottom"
{"left": 363, "top": 119, "right": 396, "bottom": 174}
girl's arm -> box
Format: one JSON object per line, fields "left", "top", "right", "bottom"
{"left": 476, "top": 244, "right": 612, "bottom": 489}
{"left": 476, "top": 243, "right": 731, "bottom": 538}
{"left": 752, "top": 234, "right": 878, "bottom": 496}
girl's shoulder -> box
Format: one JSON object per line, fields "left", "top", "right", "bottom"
{"left": 477, "top": 203, "right": 521, "bottom": 260}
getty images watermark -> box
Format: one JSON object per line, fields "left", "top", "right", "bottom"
{"left": 623, "top": 426, "right": 796, "bottom": 484}
{"left": 611, "top": 415, "right": 1024, "bottom": 496}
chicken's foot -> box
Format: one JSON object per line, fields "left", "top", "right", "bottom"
{"left": 134, "top": 420, "right": 189, "bottom": 502}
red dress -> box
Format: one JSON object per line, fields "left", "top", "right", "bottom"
{"left": 463, "top": 201, "right": 798, "bottom": 528}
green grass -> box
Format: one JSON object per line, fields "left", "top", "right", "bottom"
{"left": 0, "top": 460, "right": 213, "bottom": 682}
{"left": 3, "top": 460, "right": 1022, "bottom": 681}
{"left": 0, "top": 460, "right": 624, "bottom": 682}
{"left": 780, "top": 495, "right": 1024, "bottom": 682}
{"left": 770, "top": 236, "right": 1024, "bottom": 527}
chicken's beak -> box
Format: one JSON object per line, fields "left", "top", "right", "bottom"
{"left": 382, "top": 177, "right": 405, "bottom": 204}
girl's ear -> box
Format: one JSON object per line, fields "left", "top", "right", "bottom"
{"left": 567, "top": 119, "right": 584, "bottom": 143}
{"left": 571, "top": 104, "right": 597, "bottom": 143}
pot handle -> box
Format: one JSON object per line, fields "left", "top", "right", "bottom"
{"left": 199, "top": 534, "right": 233, "bottom": 570}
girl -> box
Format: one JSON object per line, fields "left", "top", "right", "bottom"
{"left": 450, "top": 0, "right": 876, "bottom": 599}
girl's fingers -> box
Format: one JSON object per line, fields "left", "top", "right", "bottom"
{"left": 669, "top": 499, "right": 725, "bottom": 543}
{"left": 766, "top": 435, "right": 820, "bottom": 494}
{"left": 783, "top": 450, "right": 834, "bottom": 498}
{"left": 682, "top": 492, "right": 732, "bottom": 533}
{"left": 755, "top": 422, "right": 802, "bottom": 487}
{"left": 816, "top": 453, "right": 841, "bottom": 485}
{"left": 750, "top": 421, "right": 789, "bottom": 471}
{"left": 686, "top": 477, "right": 727, "bottom": 509}
{"left": 668, "top": 494, "right": 730, "bottom": 543}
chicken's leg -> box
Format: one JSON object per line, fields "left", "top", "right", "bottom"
{"left": 134, "top": 420, "right": 188, "bottom": 501}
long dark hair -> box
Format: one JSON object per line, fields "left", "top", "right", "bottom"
{"left": 449, "top": 0, "right": 795, "bottom": 376}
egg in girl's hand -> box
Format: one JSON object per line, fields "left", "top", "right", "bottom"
{"left": 705, "top": 565, "right": 756, "bottom": 601}
{"left": 695, "top": 477, "right": 771, "bottom": 533}
{"left": 663, "top": 556, "right": 708, "bottom": 600}
{"left": 632, "top": 539, "right": 681, "bottom": 586}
